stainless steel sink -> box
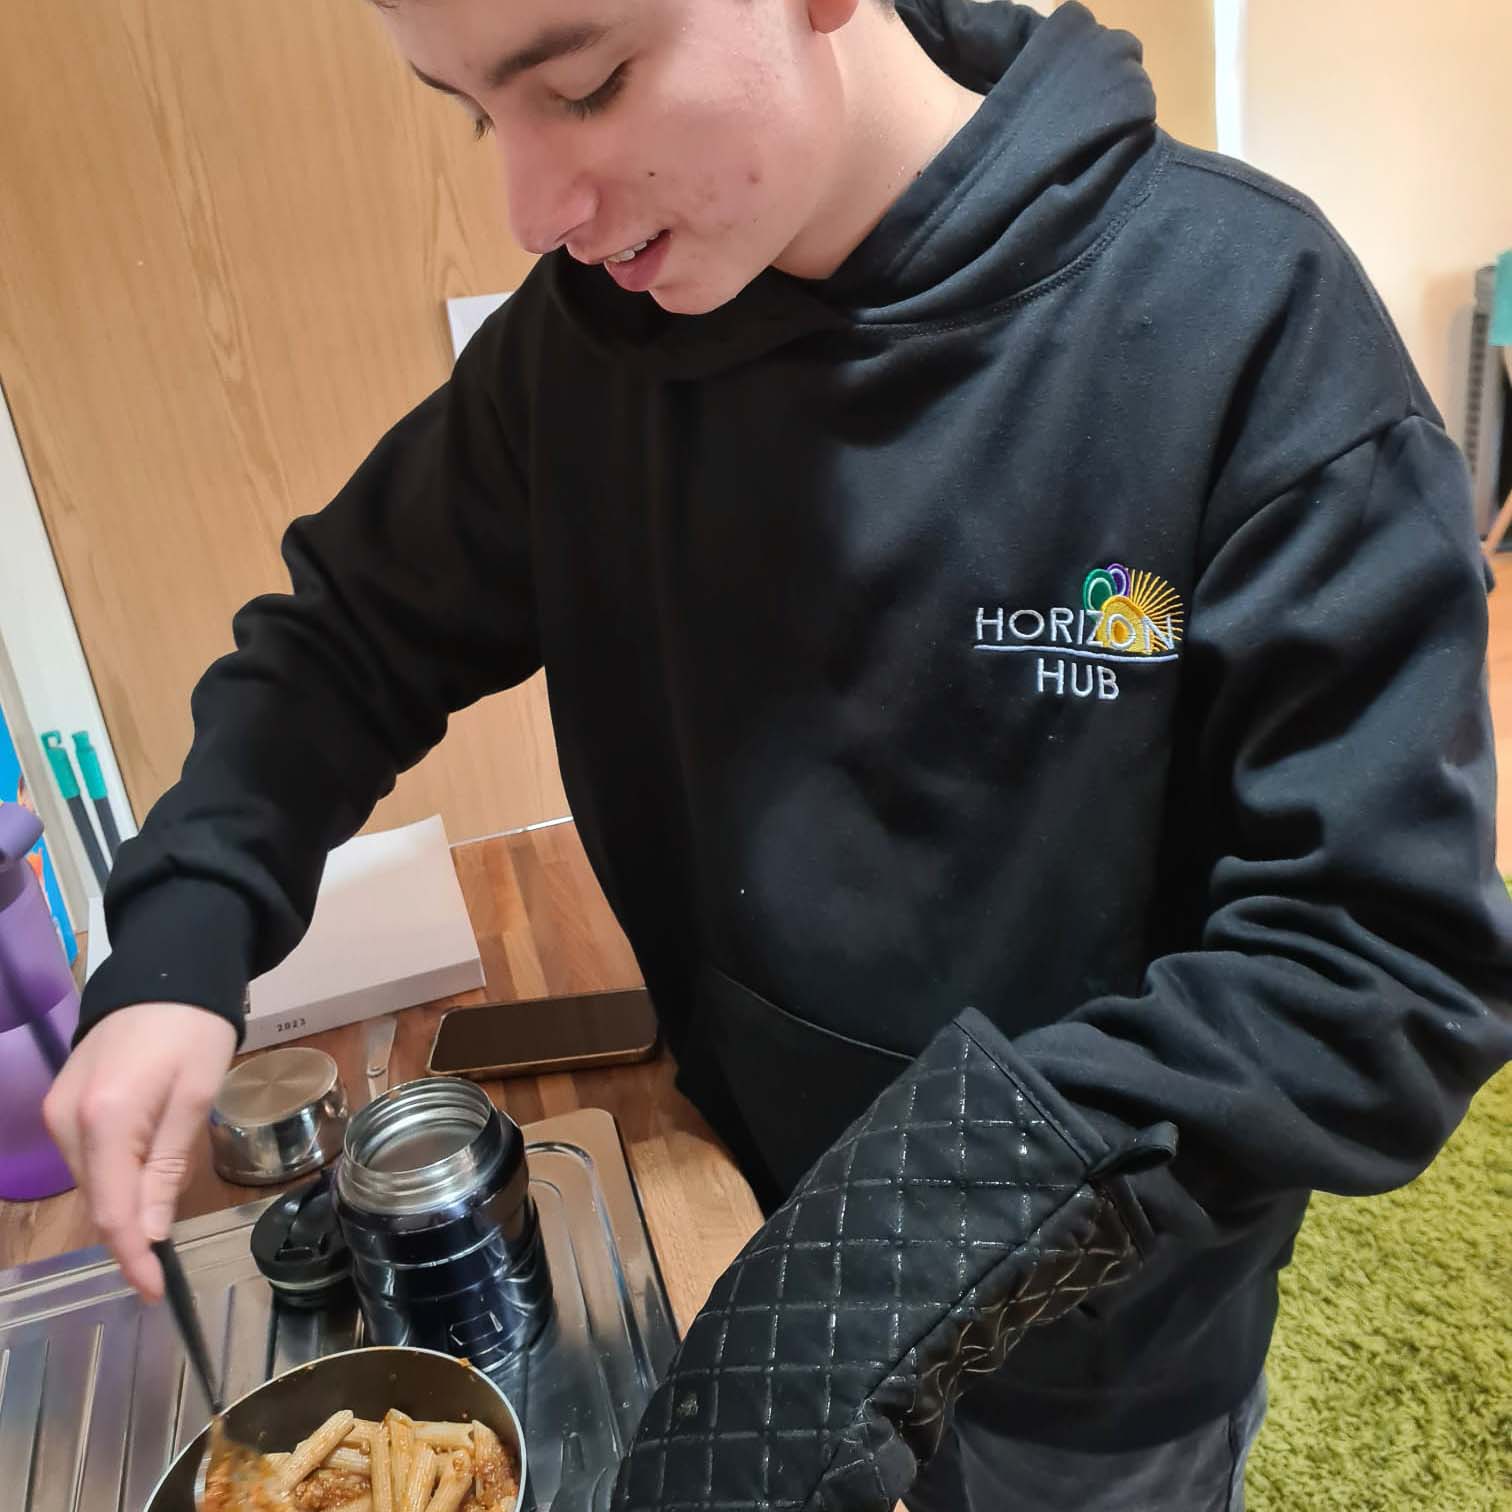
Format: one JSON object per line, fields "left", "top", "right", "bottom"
{"left": 0, "top": 1108, "right": 676, "bottom": 1511}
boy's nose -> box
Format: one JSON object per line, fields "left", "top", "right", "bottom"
{"left": 498, "top": 134, "right": 600, "bottom": 258}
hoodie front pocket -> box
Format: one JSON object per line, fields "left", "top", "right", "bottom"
{"left": 694, "top": 963, "right": 913, "bottom": 1196}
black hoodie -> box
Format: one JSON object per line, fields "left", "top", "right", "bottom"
{"left": 83, "top": 0, "right": 1512, "bottom": 1450}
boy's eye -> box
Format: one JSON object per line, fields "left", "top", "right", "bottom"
{"left": 561, "top": 62, "right": 630, "bottom": 120}
{"left": 466, "top": 59, "right": 630, "bottom": 140}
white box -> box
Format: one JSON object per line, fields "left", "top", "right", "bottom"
{"left": 87, "top": 815, "right": 484, "bottom": 1049}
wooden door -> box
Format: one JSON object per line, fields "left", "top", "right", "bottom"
{"left": 0, "top": 0, "right": 567, "bottom": 842}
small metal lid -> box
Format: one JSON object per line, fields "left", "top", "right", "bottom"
{"left": 215, "top": 1048, "right": 339, "bottom": 1125}
{"left": 210, "top": 1048, "right": 348, "bottom": 1186}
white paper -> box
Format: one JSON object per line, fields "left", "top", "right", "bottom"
{"left": 87, "top": 815, "right": 484, "bottom": 1049}
{"left": 446, "top": 293, "right": 512, "bottom": 361}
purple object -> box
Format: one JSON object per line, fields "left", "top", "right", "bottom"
{"left": 0, "top": 801, "right": 79, "bottom": 1199}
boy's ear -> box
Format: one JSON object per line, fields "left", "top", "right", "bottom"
{"left": 807, "top": 0, "right": 864, "bottom": 37}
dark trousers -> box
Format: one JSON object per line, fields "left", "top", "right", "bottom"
{"left": 905, "top": 1373, "right": 1269, "bottom": 1512}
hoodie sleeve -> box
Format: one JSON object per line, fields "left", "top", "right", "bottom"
{"left": 1012, "top": 412, "right": 1512, "bottom": 1244}
{"left": 78, "top": 317, "right": 538, "bottom": 1043}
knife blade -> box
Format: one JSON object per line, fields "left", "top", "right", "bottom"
{"left": 363, "top": 1013, "right": 398, "bottom": 1104}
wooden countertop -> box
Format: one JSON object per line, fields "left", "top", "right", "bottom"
{"left": 0, "top": 821, "right": 763, "bottom": 1336}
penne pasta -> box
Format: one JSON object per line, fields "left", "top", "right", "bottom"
{"left": 370, "top": 1423, "right": 395, "bottom": 1512}
{"left": 470, "top": 1420, "right": 514, "bottom": 1510}
{"left": 232, "top": 1403, "right": 516, "bottom": 1512}
{"left": 399, "top": 1442, "right": 439, "bottom": 1512}
{"left": 414, "top": 1421, "right": 473, "bottom": 1451}
{"left": 277, "top": 1410, "right": 357, "bottom": 1494}
{"left": 421, "top": 1449, "right": 473, "bottom": 1512}
{"left": 387, "top": 1410, "right": 416, "bottom": 1501}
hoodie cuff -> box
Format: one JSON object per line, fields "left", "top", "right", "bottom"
{"left": 1009, "top": 1015, "right": 1215, "bottom": 1256}
{"left": 959, "top": 1008, "right": 1175, "bottom": 1260}
{"left": 76, "top": 878, "right": 255, "bottom": 1047}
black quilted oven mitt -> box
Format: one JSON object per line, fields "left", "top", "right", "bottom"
{"left": 610, "top": 1007, "right": 1177, "bottom": 1512}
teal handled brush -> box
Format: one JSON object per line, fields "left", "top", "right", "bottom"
{"left": 41, "top": 731, "right": 109, "bottom": 888}
{"left": 72, "top": 732, "right": 121, "bottom": 860}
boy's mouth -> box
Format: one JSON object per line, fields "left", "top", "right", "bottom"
{"left": 602, "top": 230, "right": 671, "bottom": 293}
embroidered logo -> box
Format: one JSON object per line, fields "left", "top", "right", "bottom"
{"left": 974, "top": 563, "right": 1185, "bottom": 701}
{"left": 1082, "top": 563, "right": 1184, "bottom": 656}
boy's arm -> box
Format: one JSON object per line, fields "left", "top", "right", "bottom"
{"left": 79, "top": 322, "right": 538, "bottom": 1042}
{"left": 47, "top": 318, "right": 536, "bottom": 1300}
{"left": 1014, "top": 416, "right": 1512, "bottom": 1242}
{"left": 609, "top": 417, "right": 1512, "bottom": 1511}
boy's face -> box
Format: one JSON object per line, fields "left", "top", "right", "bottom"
{"left": 376, "top": 0, "right": 854, "bottom": 314}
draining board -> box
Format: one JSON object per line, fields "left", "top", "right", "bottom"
{"left": 0, "top": 1108, "right": 676, "bottom": 1511}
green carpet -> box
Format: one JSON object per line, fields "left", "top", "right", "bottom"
{"left": 1246, "top": 1064, "right": 1512, "bottom": 1510}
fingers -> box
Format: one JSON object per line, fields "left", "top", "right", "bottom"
{"left": 81, "top": 1076, "right": 167, "bottom": 1300}
{"left": 140, "top": 1059, "right": 226, "bottom": 1245}
{"left": 41, "top": 1004, "right": 238, "bottom": 1303}
{"left": 41, "top": 1072, "right": 88, "bottom": 1205}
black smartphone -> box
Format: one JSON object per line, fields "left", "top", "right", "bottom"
{"left": 426, "top": 987, "right": 660, "bottom": 1080}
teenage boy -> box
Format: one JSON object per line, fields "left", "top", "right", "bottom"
{"left": 47, "top": 3, "right": 1512, "bottom": 1508}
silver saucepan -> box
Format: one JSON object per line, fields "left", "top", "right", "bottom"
{"left": 144, "top": 1345, "right": 527, "bottom": 1512}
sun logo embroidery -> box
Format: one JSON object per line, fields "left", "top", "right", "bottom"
{"left": 1082, "top": 564, "right": 1184, "bottom": 657}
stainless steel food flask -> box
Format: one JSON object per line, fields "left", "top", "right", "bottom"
{"left": 333, "top": 1077, "right": 552, "bottom": 1368}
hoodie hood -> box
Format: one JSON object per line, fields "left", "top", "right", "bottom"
{"left": 546, "top": 0, "right": 1161, "bottom": 378}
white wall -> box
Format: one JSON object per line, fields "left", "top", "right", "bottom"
{"left": 0, "top": 380, "right": 137, "bottom": 918}
{"left": 1239, "top": 0, "right": 1512, "bottom": 425}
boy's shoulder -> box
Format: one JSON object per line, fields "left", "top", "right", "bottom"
{"left": 1152, "top": 136, "right": 1420, "bottom": 397}
{"left": 1155, "top": 132, "right": 1427, "bottom": 441}
{"left": 1144, "top": 136, "right": 1437, "bottom": 504}
{"left": 1163, "top": 139, "right": 1336, "bottom": 237}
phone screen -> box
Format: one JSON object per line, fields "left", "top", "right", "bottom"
{"left": 428, "top": 988, "right": 659, "bottom": 1078}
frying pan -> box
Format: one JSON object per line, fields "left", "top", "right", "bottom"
{"left": 144, "top": 1345, "right": 527, "bottom": 1512}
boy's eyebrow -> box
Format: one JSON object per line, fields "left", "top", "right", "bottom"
{"left": 409, "top": 23, "right": 610, "bottom": 98}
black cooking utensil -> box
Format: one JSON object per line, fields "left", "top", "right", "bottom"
{"left": 151, "top": 1237, "right": 224, "bottom": 1414}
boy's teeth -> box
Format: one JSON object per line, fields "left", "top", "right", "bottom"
{"left": 607, "top": 238, "right": 653, "bottom": 264}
